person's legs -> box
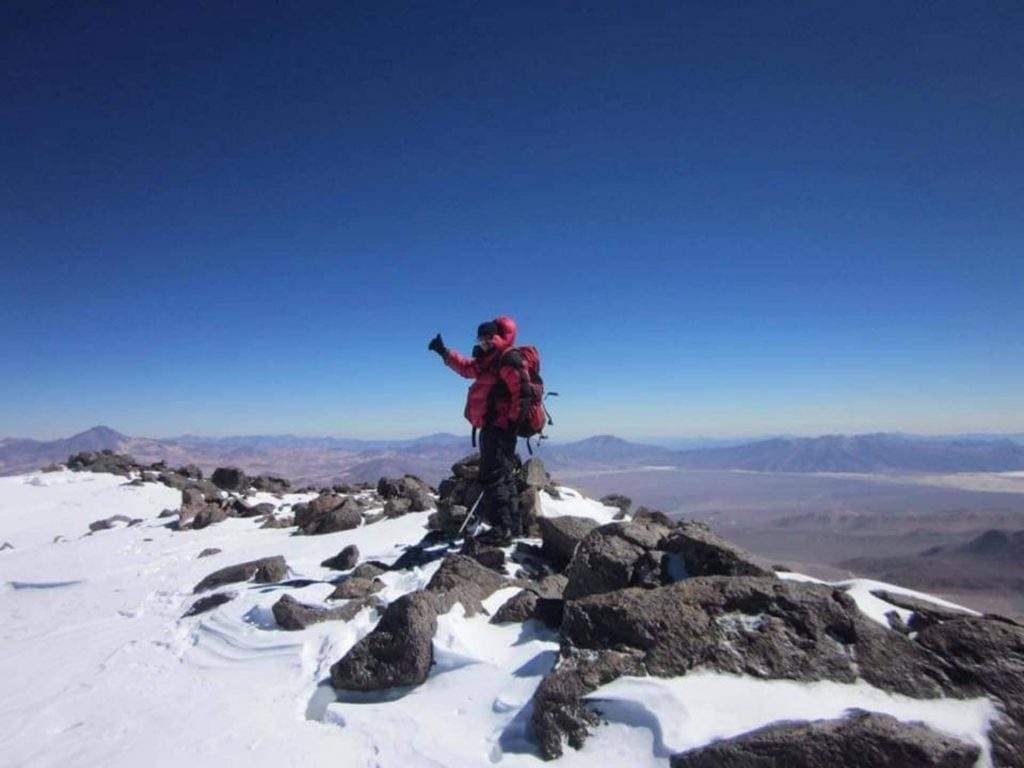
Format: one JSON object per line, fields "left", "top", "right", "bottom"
{"left": 478, "top": 425, "right": 520, "bottom": 538}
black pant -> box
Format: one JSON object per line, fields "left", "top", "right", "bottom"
{"left": 478, "top": 425, "right": 520, "bottom": 536}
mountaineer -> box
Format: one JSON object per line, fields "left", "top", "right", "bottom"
{"left": 429, "top": 316, "right": 546, "bottom": 543}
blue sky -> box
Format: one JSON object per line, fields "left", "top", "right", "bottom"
{"left": 2, "top": 1, "right": 1022, "bottom": 440}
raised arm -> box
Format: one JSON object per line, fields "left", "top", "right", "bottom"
{"left": 444, "top": 348, "right": 480, "bottom": 379}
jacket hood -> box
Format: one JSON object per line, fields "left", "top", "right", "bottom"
{"left": 488, "top": 315, "right": 517, "bottom": 353}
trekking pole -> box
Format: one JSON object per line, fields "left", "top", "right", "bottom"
{"left": 456, "top": 491, "right": 485, "bottom": 537}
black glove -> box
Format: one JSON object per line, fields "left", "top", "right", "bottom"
{"left": 428, "top": 333, "right": 447, "bottom": 357}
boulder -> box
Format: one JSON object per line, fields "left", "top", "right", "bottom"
{"left": 296, "top": 496, "right": 362, "bottom": 535}
{"left": 376, "top": 477, "right": 402, "bottom": 499}
{"left": 532, "top": 576, "right": 961, "bottom": 759}
{"left": 273, "top": 594, "right": 368, "bottom": 630}
{"left": 871, "top": 590, "right": 973, "bottom": 631}
{"left": 330, "top": 590, "right": 439, "bottom": 691}
{"left": 233, "top": 500, "right": 275, "bottom": 518}
{"left": 211, "top": 467, "right": 249, "bottom": 492}
{"left": 518, "top": 487, "right": 543, "bottom": 537}
{"left": 383, "top": 497, "right": 412, "bottom": 518}
{"left": 197, "top": 547, "right": 221, "bottom": 558}
{"left": 321, "top": 544, "right": 360, "bottom": 571}
{"left": 670, "top": 711, "right": 980, "bottom": 768}
{"left": 178, "top": 464, "right": 203, "bottom": 480}
{"left": 192, "top": 502, "right": 230, "bottom": 529}
{"left": 490, "top": 590, "right": 564, "bottom": 628}
{"left": 260, "top": 515, "right": 294, "bottom": 529}
{"left": 193, "top": 556, "right": 288, "bottom": 593}
{"left": 182, "top": 592, "right": 235, "bottom": 617}
{"left": 351, "top": 561, "right": 388, "bottom": 580}
{"left": 563, "top": 520, "right": 672, "bottom": 599}
{"left": 915, "top": 616, "right": 1024, "bottom": 766}
{"left": 425, "top": 554, "right": 507, "bottom": 616}
{"left": 252, "top": 474, "right": 290, "bottom": 493}
{"left": 328, "top": 577, "right": 383, "bottom": 601}
{"left": 539, "top": 515, "right": 599, "bottom": 568}
{"left": 451, "top": 453, "right": 480, "bottom": 480}
{"left": 599, "top": 493, "right": 633, "bottom": 515}
{"left": 522, "top": 458, "right": 550, "bottom": 488}
{"left": 663, "top": 521, "right": 773, "bottom": 578}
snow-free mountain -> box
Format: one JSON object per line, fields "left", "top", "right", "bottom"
{"left": 2, "top": 451, "right": 1022, "bottom": 767}
{"left": 4, "top": 426, "right": 1024, "bottom": 482}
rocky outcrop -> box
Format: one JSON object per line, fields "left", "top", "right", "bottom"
{"left": 532, "top": 576, "right": 964, "bottom": 759}
{"left": 211, "top": 467, "right": 250, "bottom": 492}
{"left": 67, "top": 450, "right": 136, "bottom": 477}
{"left": 251, "top": 474, "right": 290, "bottom": 494}
{"left": 321, "top": 544, "right": 360, "bottom": 571}
{"left": 272, "top": 594, "right": 368, "bottom": 630}
{"left": 377, "top": 475, "right": 435, "bottom": 512}
{"left": 563, "top": 519, "right": 674, "bottom": 599}
{"left": 425, "top": 554, "right": 507, "bottom": 616}
{"left": 915, "top": 616, "right": 1024, "bottom": 766}
{"left": 328, "top": 577, "right": 383, "bottom": 601}
{"left": 563, "top": 518, "right": 770, "bottom": 600}
{"left": 670, "top": 711, "right": 980, "bottom": 768}
{"left": 539, "top": 515, "right": 599, "bottom": 568}
{"left": 599, "top": 493, "right": 632, "bottom": 516}
{"left": 330, "top": 554, "right": 510, "bottom": 692}
{"left": 293, "top": 495, "right": 361, "bottom": 535}
{"left": 192, "top": 556, "right": 288, "bottom": 593}
{"left": 872, "top": 590, "right": 973, "bottom": 631}
{"left": 330, "top": 591, "right": 439, "bottom": 691}
{"left": 663, "top": 521, "right": 773, "bottom": 578}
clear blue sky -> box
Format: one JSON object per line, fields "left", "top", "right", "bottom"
{"left": 2, "top": 1, "right": 1022, "bottom": 440}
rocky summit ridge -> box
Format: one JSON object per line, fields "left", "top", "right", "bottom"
{"left": 3, "top": 450, "right": 1023, "bottom": 767}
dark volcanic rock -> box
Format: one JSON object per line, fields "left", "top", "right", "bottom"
{"left": 197, "top": 547, "right": 221, "bottom": 558}
{"left": 351, "top": 561, "right": 388, "bottom": 580}
{"left": 321, "top": 544, "right": 360, "bottom": 571}
{"left": 182, "top": 591, "right": 235, "bottom": 617}
{"left": 233, "top": 500, "right": 275, "bottom": 518}
{"left": 330, "top": 591, "right": 439, "bottom": 691}
{"left": 871, "top": 590, "right": 973, "bottom": 631}
{"left": 915, "top": 616, "right": 1024, "bottom": 767}
{"left": 669, "top": 711, "right": 980, "bottom": 768}
{"left": 211, "top": 467, "right": 250, "bottom": 492}
{"left": 383, "top": 497, "right": 412, "bottom": 518}
{"left": 328, "top": 577, "right": 383, "bottom": 601}
{"left": 88, "top": 514, "right": 139, "bottom": 532}
{"left": 67, "top": 450, "right": 136, "bottom": 477}
{"left": 425, "top": 554, "right": 507, "bottom": 616}
{"left": 539, "top": 515, "right": 599, "bottom": 568}
{"left": 297, "top": 496, "right": 362, "bottom": 535}
{"left": 599, "top": 493, "right": 632, "bottom": 515}
{"left": 193, "top": 556, "right": 288, "bottom": 593}
{"left": 522, "top": 458, "right": 550, "bottom": 488}
{"left": 562, "top": 520, "right": 672, "bottom": 599}
{"left": 533, "top": 576, "right": 961, "bottom": 759}
{"left": 273, "top": 593, "right": 367, "bottom": 630}
{"left": 178, "top": 464, "right": 203, "bottom": 480}
{"left": 192, "top": 502, "right": 230, "bottom": 529}
{"left": 490, "top": 590, "right": 564, "bottom": 628}
{"left": 663, "top": 521, "right": 773, "bottom": 578}
{"left": 252, "top": 474, "right": 290, "bottom": 494}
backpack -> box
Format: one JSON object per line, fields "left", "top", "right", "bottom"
{"left": 510, "top": 346, "right": 556, "bottom": 451}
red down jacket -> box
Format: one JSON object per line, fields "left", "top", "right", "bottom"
{"left": 444, "top": 315, "right": 525, "bottom": 430}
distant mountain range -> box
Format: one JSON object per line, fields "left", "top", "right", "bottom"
{"left": 2, "top": 426, "right": 1023, "bottom": 484}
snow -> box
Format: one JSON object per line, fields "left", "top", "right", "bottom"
{"left": 586, "top": 673, "right": 998, "bottom": 767}
{"left": 0, "top": 468, "right": 999, "bottom": 768}
{"left": 777, "top": 570, "right": 979, "bottom": 628}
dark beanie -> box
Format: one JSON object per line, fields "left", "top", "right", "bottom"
{"left": 477, "top": 320, "right": 498, "bottom": 339}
